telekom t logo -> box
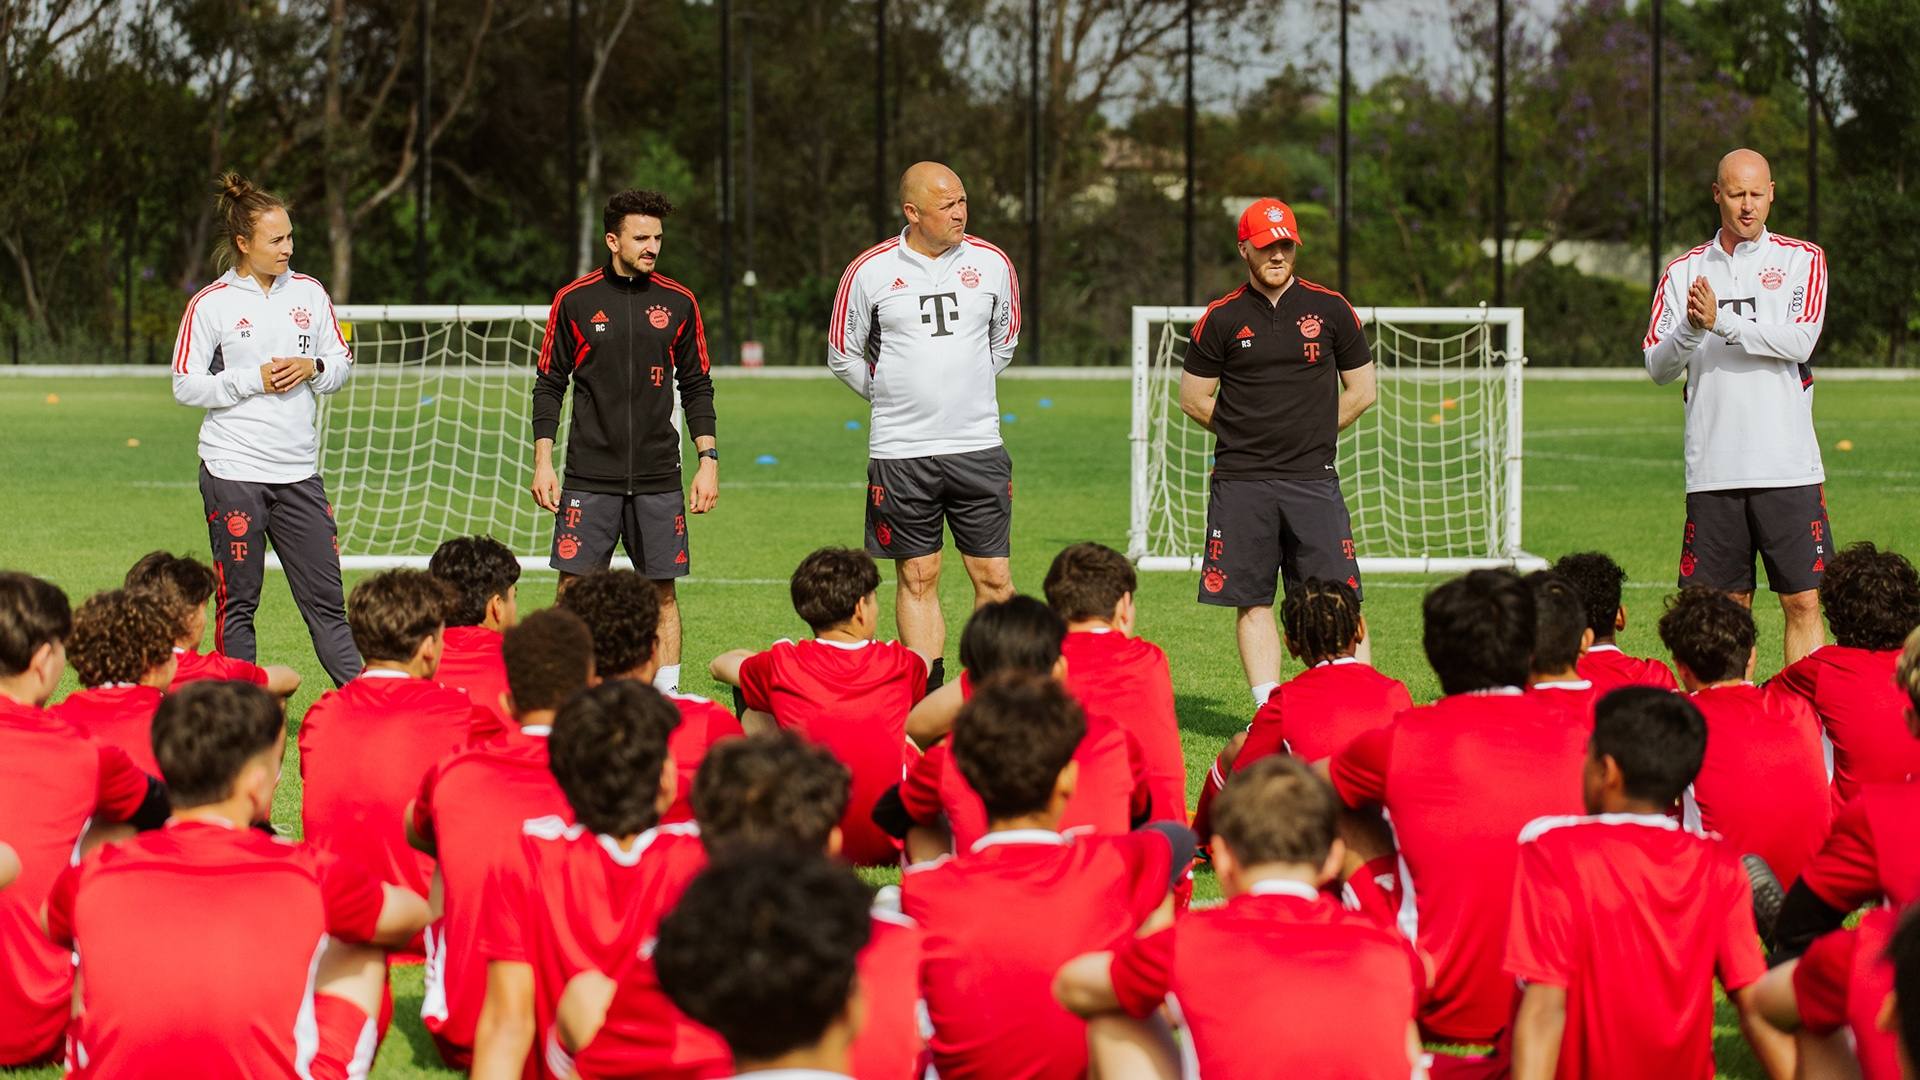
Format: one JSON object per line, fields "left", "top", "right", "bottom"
{"left": 919, "top": 293, "right": 959, "bottom": 337}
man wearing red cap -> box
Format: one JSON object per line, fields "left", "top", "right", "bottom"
{"left": 1180, "top": 199, "right": 1377, "bottom": 707}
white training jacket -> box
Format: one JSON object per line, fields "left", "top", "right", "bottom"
{"left": 827, "top": 230, "right": 1020, "bottom": 460}
{"left": 1643, "top": 228, "right": 1827, "bottom": 493}
{"left": 172, "top": 269, "right": 353, "bottom": 485}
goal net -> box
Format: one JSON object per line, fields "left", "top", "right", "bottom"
{"left": 303, "top": 305, "right": 637, "bottom": 570}
{"left": 1129, "top": 305, "right": 1542, "bottom": 573}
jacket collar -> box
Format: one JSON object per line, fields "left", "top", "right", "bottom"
{"left": 603, "top": 260, "right": 652, "bottom": 292}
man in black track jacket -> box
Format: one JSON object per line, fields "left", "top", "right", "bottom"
{"left": 530, "top": 188, "right": 718, "bottom": 694}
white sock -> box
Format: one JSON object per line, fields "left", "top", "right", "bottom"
{"left": 653, "top": 664, "right": 681, "bottom": 694}
{"left": 1251, "top": 681, "right": 1280, "bottom": 707}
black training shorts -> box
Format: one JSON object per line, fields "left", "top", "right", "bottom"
{"left": 1679, "top": 483, "right": 1832, "bottom": 595}
{"left": 1198, "top": 476, "right": 1362, "bottom": 608}
{"left": 550, "top": 488, "right": 690, "bottom": 579}
{"left": 865, "top": 446, "right": 1013, "bottom": 561}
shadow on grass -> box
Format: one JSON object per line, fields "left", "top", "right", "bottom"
{"left": 1176, "top": 693, "right": 1249, "bottom": 742}
{"left": 380, "top": 964, "right": 463, "bottom": 1077}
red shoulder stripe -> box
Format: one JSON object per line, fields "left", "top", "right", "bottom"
{"left": 1296, "top": 279, "right": 1364, "bottom": 333}
{"left": 965, "top": 236, "right": 1022, "bottom": 343}
{"left": 173, "top": 281, "right": 230, "bottom": 374}
{"left": 540, "top": 269, "right": 605, "bottom": 373}
{"left": 653, "top": 275, "right": 711, "bottom": 372}
{"left": 1189, "top": 286, "right": 1246, "bottom": 340}
{"left": 831, "top": 239, "right": 900, "bottom": 351}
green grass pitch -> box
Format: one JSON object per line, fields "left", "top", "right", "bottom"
{"left": 2, "top": 372, "right": 1915, "bottom": 1079}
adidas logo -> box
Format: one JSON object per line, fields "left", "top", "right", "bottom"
{"left": 590, "top": 310, "right": 609, "bottom": 323}
{"left": 888, "top": 278, "right": 908, "bottom": 291}
{"left": 1235, "top": 325, "right": 1254, "bottom": 339}
{"left": 235, "top": 318, "right": 252, "bottom": 329}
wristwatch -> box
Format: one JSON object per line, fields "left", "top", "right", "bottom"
{"left": 698, "top": 448, "right": 719, "bottom": 462}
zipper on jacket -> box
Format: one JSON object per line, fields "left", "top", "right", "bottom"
{"left": 625, "top": 285, "right": 636, "bottom": 495}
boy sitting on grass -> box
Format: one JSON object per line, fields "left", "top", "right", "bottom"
{"left": 429, "top": 534, "right": 522, "bottom": 732}
{"left": 710, "top": 547, "right": 929, "bottom": 866}
{"left": 1505, "top": 687, "right": 1790, "bottom": 1080}
{"left": 1555, "top": 551, "right": 1677, "bottom": 692}
{"left": 1054, "top": 755, "right": 1426, "bottom": 1080}
{"left": 49, "top": 589, "right": 179, "bottom": 777}
{"left": 125, "top": 549, "right": 300, "bottom": 696}
{"left": 564, "top": 569, "right": 742, "bottom": 824}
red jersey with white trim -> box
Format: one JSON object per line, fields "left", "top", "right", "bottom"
{"left": 827, "top": 231, "right": 1021, "bottom": 460}
{"left": 737, "top": 638, "right": 927, "bottom": 865}
{"left": 298, "top": 672, "right": 480, "bottom": 945}
{"left": 476, "top": 818, "right": 719, "bottom": 1080}
{"left": 1683, "top": 682, "right": 1831, "bottom": 889}
{"left": 664, "top": 691, "right": 745, "bottom": 824}
{"left": 1061, "top": 630, "right": 1186, "bottom": 822}
{"left": 0, "top": 696, "right": 150, "bottom": 1065}
{"left": 1110, "top": 880, "right": 1423, "bottom": 1080}
{"left": 411, "top": 726, "right": 570, "bottom": 1056}
{"left": 849, "top": 910, "right": 925, "bottom": 1080}
{"left": 1504, "top": 814, "right": 1765, "bottom": 1080}
{"left": 43, "top": 819, "right": 384, "bottom": 1080}
{"left": 50, "top": 685, "right": 166, "bottom": 777}
{"left": 171, "top": 268, "right": 354, "bottom": 484}
{"left": 1771, "top": 645, "right": 1919, "bottom": 807}
{"left": 1576, "top": 644, "right": 1678, "bottom": 694}
{"left": 1526, "top": 680, "right": 1602, "bottom": 734}
{"left": 900, "top": 830, "right": 1174, "bottom": 1080}
{"left": 1794, "top": 908, "right": 1900, "bottom": 1080}
{"left": 437, "top": 626, "right": 511, "bottom": 734}
{"left": 169, "top": 645, "right": 270, "bottom": 691}
{"left": 1236, "top": 657, "right": 1413, "bottom": 767}
{"left": 1797, "top": 781, "right": 1920, "bottom": 912}
{"left": 1329, "top": 690, "right": 1588, "bottom": 1043}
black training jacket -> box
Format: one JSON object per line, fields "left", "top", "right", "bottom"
{"left": 531, "top": 262, "right": 717, "bottom": 495}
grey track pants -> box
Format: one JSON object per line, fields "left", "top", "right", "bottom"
{"left": 198, "top": 464, "right": 362, "bottom": 687}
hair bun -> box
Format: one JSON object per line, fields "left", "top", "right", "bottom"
{"left": 217, "top": 172, "right": 255, "bottom": 203}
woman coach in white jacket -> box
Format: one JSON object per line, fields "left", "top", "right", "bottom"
{"left": 171, "top": 174, "right": 360, "bottom": 686}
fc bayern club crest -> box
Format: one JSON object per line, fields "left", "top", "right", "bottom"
{"left": 1760, "top": 268, "right": 1784, "bottom": 290}
{"left": 557, "top": 534, "right": 580, "bottom": 561}
{"left": 959, "top": 267, "right": 981, "bottom": 289}
{"left": 225, "top": 511, "right": 251, "bottom": 537}
{"left": 1297, "top": 315, "right": 1322, "bottom": 339}
{"left": 1202, "top": 568, "right": 1226, "bottom": 594}
{"left": 290, "top": 306, "right": 312, "bottom": 330}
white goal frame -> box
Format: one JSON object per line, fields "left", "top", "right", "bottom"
{"left": 1128, "top": 305, "right": 1545, "bottom": 574}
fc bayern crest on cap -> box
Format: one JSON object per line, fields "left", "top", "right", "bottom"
{"left": 1266, "top": 207, "right": 1284, "bottom": 222}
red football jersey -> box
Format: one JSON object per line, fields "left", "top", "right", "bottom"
{"left": 1797, "top": 781, "right": 1920, "bottom": 912}
{"left": 437, "top": 625, "right": 512, "bottom": 733}
{"left": 1061, "top": 630, "right": 1186, "bottom": 822}
{"left": 478, "top": 818, "right": 721, "bottom": 1080}
{"left": 664, "top": 691, "right": 745, "bottom": 824}
{"left": 49, "top": 684, "right": 166, "bottom": 777}
{"left": 299, "top": 670, "right": 481, "bottom": 954}
{"left": 43, "top": 819, "right": 385, "bottom": 1080}
{"left": 901, "top": 830, "right": 1174, "bottom": 1080}
{"left": 901, "top": 718, "right": 1149, "bottom": 854}
{"left": 1794, "top": 908, "right": 1900, "bottom": 1080}
{"left": 1111, "top": 880, "right": 1422, "bottom": 1078}
{"left": 0, "top": 696, "right": 150, "bottom": 1065}
{"left": 1236, "top": 657, "right": 1413, "bottom": 767}
{"left": 1683, "top": 683, "right": 1832, "bottom": 889}
{"left": 1526, "top": 680, "right": 1602, "bottom": 734}
{"left": 849, "top": 909, "right": 925, "bottom": 1080}
{"left": 169, "top": 645, "right": 269, "bottom": 691}
{"left": 1329, "top": 690, "right": 1588, "bottom": 1043}
{"left": 1504, "top": 814, "right": 1766, "bottom": 1080}
{"left": 412, "top": 726, "right": 571, "bottom": 1062}
{"left": 738, "top": 638, "right": 927, "bottom": 865}
{"left": 1575, "top": 644, "right": 1678, "bottom": 694}
{"left": 1772, "top": 646, "right": 1920, "bottom": 808}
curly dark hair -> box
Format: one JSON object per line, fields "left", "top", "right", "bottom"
{"left": 429, "top": 535, "right": 522, "bottom": 628}
{"left": 1819, "top": 542, "right": 1920, "bottom": 651}
{"left": 958, "top": 596, "right": 1065, "bottom": 681}
{"left": 548, "top": 680, "right": 680, "bottom": 836}
{"left": 1590, "top": 687, "right": 1707, "bottom": 808}
{"left": 1525, "top": 570, "right": 1589, "bottom": 676}
{"left": 952, "top": 670, "right": 1086, "bottom": 821}
{"left": 0, "top": 572, "right": 71, "bottom": 676}
{"left": 348, "top": 569, "right": 457, "bottom": 663}
{"left": 1422, "top": 570, "right": 1535, "bottom": 695}
{"left": 69, "top": 590, "right": 178, "bottom": 688}
{"left": 604, "top": 189, "right": 675, "bottom": 236}
{"left": 654, "top": 848, "right": 871, "bottom": 1063}
{"left": 1657, "top": 587, "right": 1755, "bottom": 684}
{"left": 789, "top": 547, "right": 880, "bottom": 631}
{"left": 1555, "top": 551, "right": 1628, "bottom": 636}
{"left": 124, "top": 551, "right": 217, "bottom": 636}
{"left": 1280, "top": 578, "right": 1362, "bottom": 662}
{"left": 152, "top": 681, "right": 285, "bottom": 808}
{"left": 1042, "top": 543, "right": 1136, "bottom": 624}
{"left": 501, "top": 608, "right": 595, "bottom": 713}
{"left": 693, "top": 732, "right": 851, "bottom": 858}
{"left": 559, "top": 570, "right": 660, "bottom": 677}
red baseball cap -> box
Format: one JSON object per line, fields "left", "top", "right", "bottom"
{"left": 1238, "top": 198, "right": 1305, "bottom": 248}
